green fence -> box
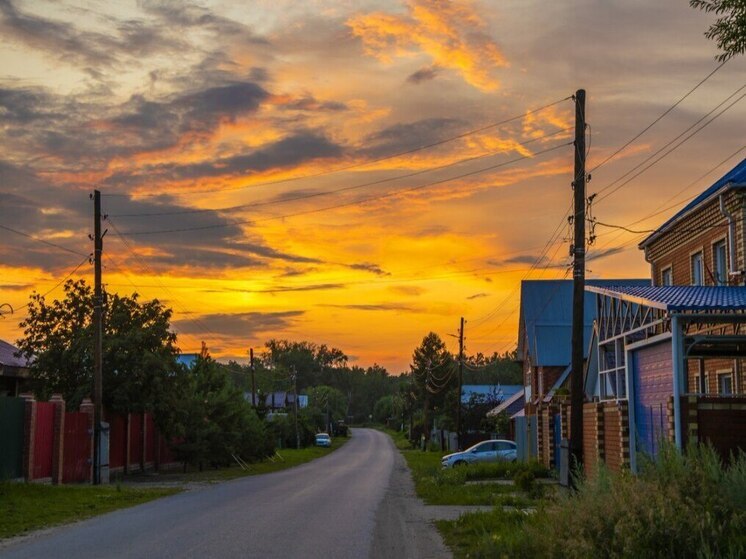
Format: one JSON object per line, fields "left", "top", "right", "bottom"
{"left": 0, "top": 396, "right": 25, "bottom": 479}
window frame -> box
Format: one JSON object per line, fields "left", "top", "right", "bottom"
{"left": 690, "top": 250, "right": 704, "bottom": 286}
{"left": 712, "top": 238, "right": 728, "bottom": 286}
{"left": 661, "top": 265, "right": 673, "bottom": 286}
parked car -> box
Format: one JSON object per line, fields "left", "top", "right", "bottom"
{"left": 441, "top": 439, "right": 517, "bottom": 468}
{"left": 315, "top": 433, "right": 332, "bottom": 447}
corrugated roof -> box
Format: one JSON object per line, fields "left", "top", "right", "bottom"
{"left": 585, "top": 285, "right": 746, "bottom": 312}
{"left": 519, "top": 279, "right": 649, "bottom": 366}
{"left": 0, "top": 339, "right": 31, "bottom": 369}
{"left": 487, "top": 389, "right": 525, "bottom": 417}
{"left": 640, "top": 158, "right": 746, "bottom": 248}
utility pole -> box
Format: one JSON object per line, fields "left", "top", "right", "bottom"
{"left": 456, "top": 317, "right": 464, "bottom": 450}
{"left": 92, "top": 190, "right": 104, "bottom": 485}
{"left": 249, "top": 348, "right": 256, "bottom": 406}
{"left": 423, "top": 360, "right": 430, "bottom": 451}
{"left": 569, "top": 89, "right": 587, "bottom": 482}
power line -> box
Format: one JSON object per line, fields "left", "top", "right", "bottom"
{"left": 594, "top": 84, "right": 745, "bottom": 204}
{"left": 120, "top": 141, "right": 573, "bottom": 236}
{"left": 103, "top": 96, "right": 573, "bottom": 199}
{"left": 589, "top": 61, "right": 728, "bottom": 173}
{"left": 110, "top": 128, "right": 572, "bottom": 218}
{"left": 0, "top": 224, "right": 89, "bottom": 258}
{"left": 14, "top": 256, "right": 92, "bottom": 313}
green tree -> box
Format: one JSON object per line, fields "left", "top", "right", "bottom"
{"left": 409, "top": 332, "right": 455, "bottom": 437}
{"left": 691, "top": 0, "right": 746, "bottom": 61}
{"left": 171, "top": 356, "right": 269, "bottom": 467}
{"left": 16, "top": 279, "right": 179, "bottom": 411}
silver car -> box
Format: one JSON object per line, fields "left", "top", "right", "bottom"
{"left": 441, "top": 439, "right": 517, "bottom": 468}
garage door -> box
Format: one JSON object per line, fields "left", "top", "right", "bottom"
{"left": 632, "top": 341, "right": 673, "bottom": 458}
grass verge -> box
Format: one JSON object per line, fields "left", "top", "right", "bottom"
{"left": 0, "top": 482, "right": 180, "bottom": 540}
{"left": 125, "top": 435, "right": 350, "bottom": 484}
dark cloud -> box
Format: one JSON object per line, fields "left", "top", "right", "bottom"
{"left": 466, "top": 292, "right": 489, "bottom": 300}
{"left": 173, "top": 310, "right": 304, "bottom": 337}
{"left": 320, "top": 303, "right": 415, "bottom": 312}
{"left": 498, "top": 254, "right": 544, "bottom": 265}
{"left": 284, "top": 96, "right": 348, "bottom": 112}
{"left": 105, "top": 131, "right": 342, "bottom": 187}
{"left": 388, "top": 285, "right": 426, "bottom": 296}
{"left": 359, "top": 118, "right": 463, "bottom": 159}
{"left": 0, "top": 0, "right": 183, "bottom": 68}
{"left": 238, "top": 283, "right": 347, "bottom": 294}
{"left": 347, "top": 262, "right": 390, "bottom": 276}
{"left": 586, "top": 246, "right": 627, "bottom": 262}
{"left": 407, "top": 65, "right": 440, "bottom": 84}
{"left": 0, "top": 283, "right": 33, "bottom": 291}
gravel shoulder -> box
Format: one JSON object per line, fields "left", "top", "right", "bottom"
{"left": 369, "top": 436, "right": 452, "bottom": 559}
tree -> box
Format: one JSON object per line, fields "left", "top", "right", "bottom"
{"left": 17, "top": 279, "right": 179, "bottom": 411}
{"left": 306, "top": 385, "right": 347, "bottom": 429}
{"left": 691, "top": 0, "right": 746, "bottom": 61}
{"left": 409, "top": 332, "right": 454, "bottom": 438}
{"left": 170, "top": 356, "right": 270, "bottom": 468}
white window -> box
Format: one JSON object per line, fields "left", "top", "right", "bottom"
{"left": 661, "top": 266, "right": 673, "bottom": 285}
{"left": 718, "top": 372, "right": 733, "bottom": 395}
{"left": 713, "top": 241, "right": 727, "bottom": 286}
{"left": 691, "top": 252, "right": 704, "bottom": 286}
{"left": 661, "top": 267, "right": 673, "bottom": 286}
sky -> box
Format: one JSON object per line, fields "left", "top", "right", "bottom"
{"left": 1, "top": 0, "right": 744, "bottom": 373}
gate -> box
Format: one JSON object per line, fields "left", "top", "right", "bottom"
{"left": 33, "top": 401, "right": 55, "bottom": 479}
{"left": 632, "top": 341, "right": 672, "bottom": 458}
{"left": 0, "top": 397, "right": 25, "bottom": 479}
{"left": 63, "top": 412, "right": 91, "bottom": 483}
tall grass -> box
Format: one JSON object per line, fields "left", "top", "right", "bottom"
{"left": 441, "top": 443, "right": 746, "bottom": 559}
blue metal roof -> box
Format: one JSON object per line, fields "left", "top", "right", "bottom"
{"left": 640, "top": 158, "right": 746, "bottom": 247}
{"left": 519, "top": 279, "right": 649, "bottom": 366}
{"left": 585, "top": 285, "right": 746, "bottom": 312}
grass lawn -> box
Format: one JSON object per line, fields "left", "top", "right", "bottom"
{"left": 383, "top": 430, "right": 553, "bottom": 506}
{"left": 124, "top": 435, "right": 351, "bottom": 484}
{"left": 0, "top": 483, "right": 180, "bottom": 540}
{"left": 436, "top": 507, "right": 534, "bottom": 559}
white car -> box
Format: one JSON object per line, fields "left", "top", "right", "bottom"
{"left": 315, "top": 433, "right": 332, "bottom": 447}
{"left": 441, "top": 439, "right": 517, "bottom": 468}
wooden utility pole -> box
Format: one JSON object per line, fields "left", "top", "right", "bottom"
{"left": 291, "top": 365, "right": 300, "bottom": 450}
{"left": 249, "top": 348, "right": 256, "bottom": 406}
{"left": 569, "top": 89, "right": 587, "bottom": 480}
{"left": 456, "top": 317, "right": 464, "bottom": 450}
{"left": 92, "top": 190, "right": 104, "bottom": 485}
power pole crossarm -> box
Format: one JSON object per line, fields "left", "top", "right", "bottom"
{"left": 569, "top": 89, "right": 587, "bottom": 483}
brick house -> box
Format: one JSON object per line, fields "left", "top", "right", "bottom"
{"left": 582, "top": 159, "right": 746, "bottom": 473}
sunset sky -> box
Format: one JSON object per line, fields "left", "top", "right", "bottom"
{"left": 1, "top": 0, "right": 744, "bottom": 373}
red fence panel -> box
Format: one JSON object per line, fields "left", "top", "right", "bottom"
{"left": 107, "top": 413, "right": 127, "bottom": 469}
{"left": 32, "top": 402, "right": 55, "bottom": 479}
{"left": 145, "top": 414, "right": 155, "bottom": 464}
{"left": 62, "top": 412, "right": 91, "bottom": 483}
{"left": 130, "top": 413, "right": 143, "bottom": 468}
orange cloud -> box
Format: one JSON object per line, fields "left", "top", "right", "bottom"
{"left": 347, "top": 0, "right": 508, "bottom": 91}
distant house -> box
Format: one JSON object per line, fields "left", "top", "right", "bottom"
{"left": 244, "top": 391, "right": 308, "bottom": 410}
{"left": 516, "top": 278, "right": 649, "bottom": 466}
{"left": 0, "top": 339, "right": 32, "bottom": 397}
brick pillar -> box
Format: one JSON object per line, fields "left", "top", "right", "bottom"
{"left": 583, "top": 402, "right": 604, "bottom": 477}
{"left": 79, "top": 398, "right": 95, "bottom": 483}
{"left": 124, "top": 413, "right": 131, "bottom": 474}
{"left": 50, "top": 394, "right": 65, "bottom": 485}
{"left": 21, "top": 393, "right": 36, "bottom": 481}
{"left": 667, "top": 397, "right": 676, "bottom": 444}
{"left": 686, "top": 395, "right": 699, "bottom": 444}
{"left": 618, "top": 400, "right": 630, "bottom": 468}
{"left": 535, "top": 403, "right": 544, "bottom": 466}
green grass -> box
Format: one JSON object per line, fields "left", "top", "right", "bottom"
{"left": 0, "top": 482, "right": 180, "bottom": 539}
{"left": 125, "top": 435, "right": 350, "bottom": 484}
{"left": 436, "top": 508, "right": 534, "bottom": 559}
{"left": 389, "top": 439, "right": 551, "bottom": 506}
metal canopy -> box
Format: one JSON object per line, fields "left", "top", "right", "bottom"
{"left": 586, "top": 285, "right": 746, "bottom": 314}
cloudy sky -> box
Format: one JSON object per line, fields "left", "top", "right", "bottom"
{"left": 1, "top": 0, "right": 744, "bottom": 372}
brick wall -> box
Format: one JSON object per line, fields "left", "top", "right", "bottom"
{"left": 646, "top": 189, "right": 744, "bottom": 286}
{"left": 582, "top": 402, "right": 603, "bottom": 476}
{"left": 681, "top": 395, "right": 746, "bottom": 460}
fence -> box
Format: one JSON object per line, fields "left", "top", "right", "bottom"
{"left": 12, "top": 393, "right": 179, "bottom": 484}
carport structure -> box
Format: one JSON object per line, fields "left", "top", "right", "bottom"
{"left": 586, "top": 285, "right": 746, "bottom": 472}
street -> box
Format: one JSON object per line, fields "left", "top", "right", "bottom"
{"left": 1, "top": 429, "right": 425, "bottom": 559}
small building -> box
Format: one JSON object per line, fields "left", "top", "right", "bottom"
{"left": 0, "top": 339, "right": 32, "bottom": 397}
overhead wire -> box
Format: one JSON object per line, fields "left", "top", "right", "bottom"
{"left": 0, "top": 224, "right": 89, "bottom": 258}
{"left": 13, "top": 255, "right": 92, "bottom": 313}
{"left": 102, "top": 96, "right": 573, "bottom": 199}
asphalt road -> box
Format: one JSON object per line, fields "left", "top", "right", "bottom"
{"left": 1, "top": 428, "right": 398, "bottom": 559}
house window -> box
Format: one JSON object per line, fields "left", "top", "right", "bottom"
{"left": 718, "top": 372, "right": 733, "bottom": 395}
{"left": 661, "top": 267, "right": 673, "bottom": 286}
{"left": 713, "top": 240, "right": 727, "bottom": 286}
{"left": 691, "top": 252, "right": 704, "bottom": 285}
